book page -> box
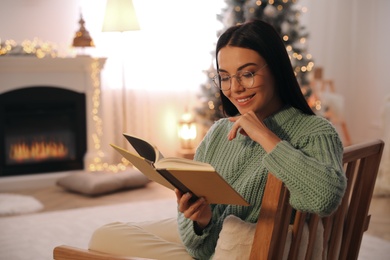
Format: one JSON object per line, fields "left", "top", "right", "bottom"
{"left": 110, "top": 144, "right": 174, "bottom": 190}
{"left": 155, "top": 157, "right": 214, "bottom": 171}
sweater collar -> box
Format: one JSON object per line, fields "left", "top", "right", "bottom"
{"left": 263, "top": 106, "right": 302, "bottom": 127}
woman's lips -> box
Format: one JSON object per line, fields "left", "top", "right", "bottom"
{"left": 236, "top": 94, "right": 255, "bottom": 104}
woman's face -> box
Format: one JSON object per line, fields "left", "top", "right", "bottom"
{"left": 217, "top": 46, "right": 283, "bottom": 120}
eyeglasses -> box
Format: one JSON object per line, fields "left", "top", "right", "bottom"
{"left": 212, "top": 64, "right": 268, "bottom": 91}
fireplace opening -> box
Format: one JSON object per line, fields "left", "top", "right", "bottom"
{"left": 0, "top": 86, "right": 87, "bottom": 176}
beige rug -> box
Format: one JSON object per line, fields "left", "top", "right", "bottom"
{"left": 0, "top": 198, "right": 388, "bottom": 260}
{"left": 0, "top": 193, "right": 44, "bottom": 216}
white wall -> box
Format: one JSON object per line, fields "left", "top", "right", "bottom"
{"left": 1, "top": 0, "right": 83, "bottom": 56}
{"left": 300, "top": 0, "right": 390, "bottom": 144}
{"left": 1, "top": 0, "right": 389, "bottom": 156}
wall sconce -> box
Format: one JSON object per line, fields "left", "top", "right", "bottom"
{"left": 178, "top": 112, "right": 197, "bottom": 151}
{"left": 72, "top": 13, "right": 95, "bottom": 55}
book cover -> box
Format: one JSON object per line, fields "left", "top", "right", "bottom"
{"left": 110, "top": 134, "right": 249, "bottom": 206}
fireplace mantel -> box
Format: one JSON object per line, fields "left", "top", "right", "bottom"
{"left": 0, "top": 56, "right": 106, "bottom": 94}
{"left": 0, "top": 56, "right": 107, "bottom": 190}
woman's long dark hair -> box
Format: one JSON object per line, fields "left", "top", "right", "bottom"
{"left": 216, "top": 19, "right": 315, "bottom": 116}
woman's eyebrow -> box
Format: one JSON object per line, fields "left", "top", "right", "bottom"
{"left": 218, "top": 62, "right": 258, "bottom": 73}
{"left": 237, "top": 63, "right": 258, "bottom": 71}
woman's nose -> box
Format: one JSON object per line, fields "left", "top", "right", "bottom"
{"left": 230, "top": 76, "right": 244, "bottom": 92}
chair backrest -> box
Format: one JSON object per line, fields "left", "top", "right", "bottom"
{"left": 250, "top": 139, "right": 385, "bottom": 260}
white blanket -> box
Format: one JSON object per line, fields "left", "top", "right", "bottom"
{"left": 0, "top": 198, "right": 389, "bottom": 260}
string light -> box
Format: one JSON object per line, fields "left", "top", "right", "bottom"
{"left": 87, "top": 58, "right": 130, "bottom": 173}
{"left": 0, "top": 38, "right": 57, "bottom": 58}
{"left": 208, "top": 101, "right": 215, "bottom": 110}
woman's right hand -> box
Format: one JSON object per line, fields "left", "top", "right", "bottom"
{"left": 228, "top": 111, "right": 281, "bottom": 153}
{"left": 175, "top": 189, "right": 212, "bottom": 230}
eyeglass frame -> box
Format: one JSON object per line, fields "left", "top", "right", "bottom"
{"left": 212, "top": 63, "right": 268, "bottom": 91}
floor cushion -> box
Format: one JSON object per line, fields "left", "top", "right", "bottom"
{"left": 57, "top": 168, "right": 149, "bottom": 196}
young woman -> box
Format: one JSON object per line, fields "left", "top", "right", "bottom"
{"left": 89, "top": 20, "right": 346, "bottom": 260}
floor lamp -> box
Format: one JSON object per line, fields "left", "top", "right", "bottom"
{"left": 102, "top": 0, "right": 140, "bottom": 147}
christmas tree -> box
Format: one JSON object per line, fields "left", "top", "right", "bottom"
{"left": 195, "top": 0, "right": 314, "bottom": 130}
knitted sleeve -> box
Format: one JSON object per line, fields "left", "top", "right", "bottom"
{"left": 263, "top": 125, "right": 346, "bottom": 216}
{"left": 177, "top": 210, "right": 222, "bottom": 259}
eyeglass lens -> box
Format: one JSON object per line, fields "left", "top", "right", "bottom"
{"left": 213, "top": 71, "right": 255, "bottom": 90}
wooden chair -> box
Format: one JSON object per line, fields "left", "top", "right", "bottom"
{"left": 250, "top": 139, "right": 385, "bottom": 259}
{"left": 53, "top": 139, "right": 385, "bottom": 260}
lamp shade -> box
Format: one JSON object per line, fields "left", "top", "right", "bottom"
{"left": 102, "top": 0, "right": 140, "bottom": 32}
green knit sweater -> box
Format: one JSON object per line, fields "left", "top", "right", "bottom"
{"left": 177, "top": 106, "right": 347, "bottom": 259}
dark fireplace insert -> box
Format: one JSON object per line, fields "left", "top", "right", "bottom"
{"left": 0, "top": 86, "right": 87, "bottom": 176}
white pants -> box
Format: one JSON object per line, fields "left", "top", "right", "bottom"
{"left": 88, "top": 218, "right": 194, "bottom": 260}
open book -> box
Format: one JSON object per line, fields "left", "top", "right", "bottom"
{"left": 110, "top": 134, "right": 249, "bottom": 206}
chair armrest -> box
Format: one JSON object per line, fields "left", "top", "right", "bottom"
{"left": 250, "top": 173, "right": 292, "bottom": 259}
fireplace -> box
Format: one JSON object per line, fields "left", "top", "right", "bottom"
{"left": 0, "top": 56, "right": 106, "bottom": 189}
{"left": 0, "top": 86, "right": 86, "bottom": 176}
